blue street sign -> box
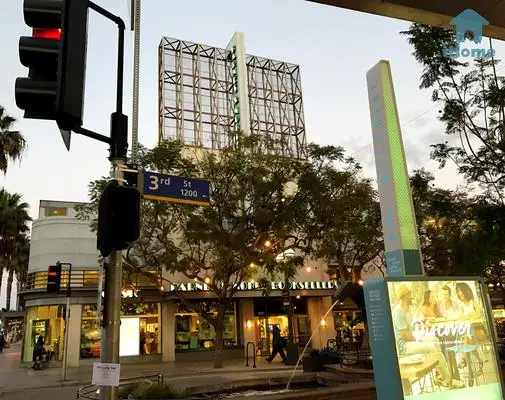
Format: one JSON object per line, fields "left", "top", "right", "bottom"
{"left": 142, "top": 171, "right": 210, "bottom": 206}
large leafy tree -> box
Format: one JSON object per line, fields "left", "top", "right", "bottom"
{"left": 300, "top": 145, "right": 383, "bottom": 282}
{"left": 77, "top": 133, "right": 316, "bottom": 368}
{"left": 401, "top": 24, "right": 505, "bottom": 203}
{"left": 453, "top": 200, "right": 505, "bottom": 303}
{"left": 0, "top": 106, "right": 26, "bottom": 174}
{"left": 409, "top": 169, "right": 475, "bottom": 275}
{"left": 0, "top": 189, "right": 31, "bottom": 309}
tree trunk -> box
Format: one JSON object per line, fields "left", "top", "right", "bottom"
{"left": 213, "top": 303, "right": 227, "bottom": 369}
{"left": 0, "top": 268, "right": 4, "bottom": 304}
{"left": 6, "top": 268, "right": 14, "bottom": 311}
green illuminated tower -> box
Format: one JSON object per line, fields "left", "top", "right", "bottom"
{"left": 366, "top": 60, "right": 424, "bottom": 276}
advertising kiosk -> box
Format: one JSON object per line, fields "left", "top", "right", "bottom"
{"left": 364, "top": 60, "right": 505, "bottom": 400}
{"left": 365, "top": 277, "right": 504, "bottom": 399}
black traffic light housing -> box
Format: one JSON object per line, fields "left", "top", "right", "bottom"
{"left": 97, "top": 180, "right": 141, "bottom": 258}
{"left": 15, "top": 0, "right": 88, "bottom": 130}
{"left": 47, "top": 262, "right": 62, "bottom": 292}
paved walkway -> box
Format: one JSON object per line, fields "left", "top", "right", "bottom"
{"left": 0, "top": 343, "right": 299, "bottom": 394}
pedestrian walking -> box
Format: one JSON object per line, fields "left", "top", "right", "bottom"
{"left": 266, "top": 325, "right": 287, "bottom": 363}
{"left": 0, "top": 332, "right": 5, "bottom": 353}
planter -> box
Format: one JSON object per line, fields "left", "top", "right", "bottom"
{"left": 302, "top": 354, "right": 324, "bottom": 372}
{"left": 321, "top": 351, "right": 340, "bottom": 365}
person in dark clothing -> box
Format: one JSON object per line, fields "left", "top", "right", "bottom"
{"left": 0, "top": 332, "right": 5, "bottom": 353}
{"left": 140, "top": 329, "right": 146, "bottom": 354}
{"left": 32, "top": 335, "right": 45, "bottom": 369}
{"left": 266, "top": 325, "right": 287, "bottom": 363}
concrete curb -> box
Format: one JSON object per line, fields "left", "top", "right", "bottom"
{"left": 0, "top": 380, "right": 84, "bottom": 394}
{"left": 0, "top": 367, "right": 297, "bottom": 394}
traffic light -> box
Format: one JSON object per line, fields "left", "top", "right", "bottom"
{"left": 47, "top": 263, "right": 62, "bottom": 292}
{"left": 97, "top": 180, "right": 141, "bottom": 257}
{"left": 15, "top": 0, "right": 89, "bottom": 132}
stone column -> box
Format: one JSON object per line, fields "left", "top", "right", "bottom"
{"left": 319, "top": 296, "right": 336, "bottom": 349}
{"left": 238, "top": 299, "right": 255, "bottom": 358}
{"left": 307, "top": 296, "right": 336, "bottom": 349}
{"left": 161, "top": 301, "right": 176, "bottom": 362}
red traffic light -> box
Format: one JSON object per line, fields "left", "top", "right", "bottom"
{"left": 33, "top": 28, "right": 61, "bottom": 40}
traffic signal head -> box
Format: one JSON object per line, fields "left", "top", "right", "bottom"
{"left": 47, "top": 263, "right": 62, "bottom": 292}
{"left": 15, "top": 0, "right": 89, "bottom": 131}
{"left": 97, "top": 180, "right": 141, "bottom": 258}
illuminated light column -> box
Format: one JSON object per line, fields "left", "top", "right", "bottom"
{"left": 366, "top": 60, "right": 424, "bottom": 276}
{"left": 226, "top": 32, "right": 251, "bottom": 135}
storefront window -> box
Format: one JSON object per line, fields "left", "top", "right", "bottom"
{"left": 333, "top": 309, "right": 364, "bottom": 349}
{"left": 23, "top": 305, "right": 66, "bottom": 362}
{"left": 80, "top": 302, "right": 161, "bottom": 359}
{"left": 492, "top": 309, "right": 505, "bottom": 339}
{"left": 175, "top": 302, "right": 237, "bottom": 351}
{"left": 252, "top": 297, "right": 311, "bottom": 354}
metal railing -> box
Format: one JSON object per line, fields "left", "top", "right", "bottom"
{"left": 339, "top": 349, "right": 373, "bottom": 369}
{"left": 22, "top": 268, "right": 160, "bottom": 292}
{"left": 246, "top": 341, "right": 256, "bottom": 368}
{"left": 77, "top": 373, "right": 164, "bottom": 399}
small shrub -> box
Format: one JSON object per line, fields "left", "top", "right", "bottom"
{"left": 118, "top": 383, "right": 137, "bottom": 398}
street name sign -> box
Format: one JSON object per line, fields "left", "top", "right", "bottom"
{"left": 142, "top": 171, "right": 210, "bottom": 206}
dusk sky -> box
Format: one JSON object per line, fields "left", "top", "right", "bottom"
{"left": 2, "top": 0, "right": 504, "bottom": 220}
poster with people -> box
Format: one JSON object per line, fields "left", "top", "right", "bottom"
{"left": 387, "top": 279, "right": 503, "bottom": 399}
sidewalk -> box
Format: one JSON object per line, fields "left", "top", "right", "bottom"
{"left": 0, "top": 343, "right": 298, "bottom": 393}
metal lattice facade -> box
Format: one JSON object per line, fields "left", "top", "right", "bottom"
{"left": 158, "top": 34, "right": 307, "bottom": 159}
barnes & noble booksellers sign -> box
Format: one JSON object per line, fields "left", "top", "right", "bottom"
{"left": 167, "top": 280, "right": 338, "bottom": 293}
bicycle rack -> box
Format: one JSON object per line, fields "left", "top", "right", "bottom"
{"left": 246, "top": 341, "right": 256, "bottom": 368}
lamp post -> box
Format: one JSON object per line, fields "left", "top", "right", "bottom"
{"left": 60, "top": 262, "right": 72, "bottom": 381}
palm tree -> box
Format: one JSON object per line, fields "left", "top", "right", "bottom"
{"left": 0, "top": 106, "right": 26, "bottom": 174}
{"left": 0, "top": 189, "right": 31, "bottom": 306}
{"left": 6, "top": 238, "right": 29, "bottom": 311}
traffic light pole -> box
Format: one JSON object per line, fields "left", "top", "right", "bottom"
{"left": 16, "top": 3, "right": 129, "bottom": 398}
{"left": 62, "top": 263, "right": 72, "bottom": 381}
{"left": 83, "top": 4, "right": 127, "bottom": 400}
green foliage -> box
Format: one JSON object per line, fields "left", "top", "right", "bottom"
{"left": 409, "top": 169, "right": 473, "bottom": 275}
{"left": 78, "top": 132, "right": 388, "bottom": 365}
{"left": 401, "top": 24, "right": 505, "bottom": 203}
{"left": 0, "top": 188, "right": 31, "bottom": 302}
{"left": 0, "top": 106, "right": 26, "bottom": 174}
{"left": 453, "top": 200, "right": 505, "bottom": 282}
{"left": 300, "top": 145, "right": 383, "bottom": 280}
{"left": 0, "top": 189, "right": 31, "bottom": 256}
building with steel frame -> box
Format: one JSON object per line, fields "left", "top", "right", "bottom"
{"left": 158, "top": 32, "right": 307, "bottom": 159}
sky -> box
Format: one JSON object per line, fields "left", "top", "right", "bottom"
{"left": 2, "top": 0, "right": 504, "bottom": 221}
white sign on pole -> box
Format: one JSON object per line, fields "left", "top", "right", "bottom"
{"left": 92, "top": 362, "right": 121, "bottom": 387}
